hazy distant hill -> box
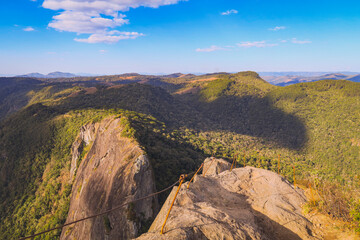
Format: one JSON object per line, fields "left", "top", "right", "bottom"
{"left": 262, "top": 72, "right": 360, "bottom": 86}
{"left": 0, "top": 74, "right": 16, "bottom": 77}
{"left": 17, "top": 71, "right": 77, "bottom": 78}
{"left": 16, "top": 72, "right": 46, "bottom": 78}
{"left": 347, "top": 74, "right": 360, "bottom": 82}
{"left": 46, "top": 71, "right": 77, "bottom": 78}
{"left": 259, "top": 71, "right": 359, "bottom": 77}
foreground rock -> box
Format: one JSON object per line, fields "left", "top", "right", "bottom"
{"left": 137, "top": 162, "right": 318, "bottom": 240}
{"left": 61, "top": 116, "right": 158, "bottom": 240}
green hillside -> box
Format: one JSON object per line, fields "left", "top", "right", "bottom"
{"left": 0, "top": 77, "right": 42, "bottom": 120}
{"left": 0, "top": 72, "right": 360, "bottom": 238}
{"left": 0, "top": 84, "right": 205, "bottom": 239}
{"left": 268, "top": 80, "right": 360, "bottom": 181}
{"left": 0, "top": 107, "right": 113, "bottom": 239}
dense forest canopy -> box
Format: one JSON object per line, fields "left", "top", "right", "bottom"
{"left": 0, "top": 72, "right": 359, "bottom": 238}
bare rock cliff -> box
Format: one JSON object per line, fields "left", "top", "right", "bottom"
{"left": 61, "top": 116, "right": 158, "bottom": 240}
{"left": 137, "top": 159, "right": 319, "bottom": 240}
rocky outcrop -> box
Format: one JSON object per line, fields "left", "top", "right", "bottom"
{"left": 202, "top": 157, "right": 231, "bottom": 176}
{"left": 61, "top": 116, "right": 158, "bottom": 240}
{"left": 70, "top": 124, "right": 97, "bottom": 181}
{"left": 137, "top": 161, "right": 318, "bottom": 240}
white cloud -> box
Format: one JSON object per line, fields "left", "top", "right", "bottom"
{"left": 49, "top": 11, "right": 129, "bottom": 34}
{"left": 75, "top": 31, "right": 144, "bottom": 43}
{"left": 195, "top": 45, "right": 228, "bottom": 52}
{"left": 43, "top": 0, "right": 185, "bottom": 43}
{"left": 43, "top": 0, "right": 185, "bottom": 12}
{"left": 269, "top": 26, "right": 286, "bottom": 31}
{"left": 237, "top": 41, "right": 278, "bottom": 48}
{"left": 23, "top": 26, "right": 35, "bottom": 31}
{"left": 221, "top": 9, "right": 238, "bottom": 16}
{"left": 291, "top": 38, "right": 312, "bottom": 44}
{"left": 99, "top": 49, "right": 107, "bottom": 54}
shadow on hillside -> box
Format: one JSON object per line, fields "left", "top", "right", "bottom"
{"left": 0, "top": 83, "right": 308, "bottom": 238}
{"left": 190, "top": 94, "right": 307, "bottom": 150}
{"left": 53, "top": 83, "right": 307, "bottom": 150}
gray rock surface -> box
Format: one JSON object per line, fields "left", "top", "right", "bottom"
{"left": 202, "top": 157, "right": 231, "bottom": 176}
{"left": 137, "top": 162, "right": 318, "bottom": 240}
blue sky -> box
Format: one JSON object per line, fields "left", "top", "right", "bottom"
{"left": 1, "top": 0, "right": 360, "bottom": 75}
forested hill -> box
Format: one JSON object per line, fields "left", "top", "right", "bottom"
{"left": 0, "top": 77, "right": 42, "bottom": 119}
{"left": 0, "top": 72, "right": 359, "bottom": 238}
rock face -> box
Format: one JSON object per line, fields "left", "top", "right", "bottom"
{"left": 61, "top": 116, "right": 158, "bottom": 240}
{"left": 69, "top": 124, "right": 97, "bottom": 181}
{"left": 137, "top": 160, "right": 318, "bottom": 240}
{"left": 202, "top": 157, "right": 231, "bottom": 176}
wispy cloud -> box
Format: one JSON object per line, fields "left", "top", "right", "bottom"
{"left": 237, "top": 41, "right": 278, "bottom": 48}
{"left": 291, "top": 38, "right": 312, "bottom": 44}
{"left": 42, "top": 0, "right": 184, "bottom": 43}
{"left": 196, "top": 45, "right": 227, "bottom": 52}
{"left": 23, "top": 26, "right": 35, "bottom": 32}
{"left": 269, "top": 26, "right": 286, "bottom": 31}
{"left": 197, "top": 38, "right": 311, "bottom": 52}
{"left": 75, "top": 31, "right": 144, "bottom": 44}
{"left": 221, "top": 9, "right": 238, "bottom": 16}
{"left": 99, "top": 50, "right": 108, "bottom": 54}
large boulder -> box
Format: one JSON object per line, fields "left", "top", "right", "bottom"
{"left": 137, "top": 166, "right": 318, "bottom": 240}
{"left": 202, "top": 157, "right": 231, "bottom": 176}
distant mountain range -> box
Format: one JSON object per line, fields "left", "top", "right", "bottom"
{"left": 16, "top": 71, "right": 78, "bottom": 78}
{"left": 258, "top": 71, "right": 360, "bottom": 77}
{"left": 261, "top": 72, "right": 360, "bottom": 86}
{"left": 0, "top": 74, "right": 16, "bottom": 77}
{"left": 8, "top": 71, "right": 360, "bottom": 85}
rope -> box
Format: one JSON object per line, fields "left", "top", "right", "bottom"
{"left": 203, "top": 157, "right": 216, "bottom": 176}
{"left": 160, "top": 174, "right": 187, "bottom": 234}
{"left": 18, "top": 179, "right": 181, "bottom": 240}
{"left": 187, "top": 163, "right": 204, "bottom": 189}
{"left": 17, "top": 153, "right": 303, "bottom": 240}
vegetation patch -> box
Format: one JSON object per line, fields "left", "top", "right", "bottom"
{"left": 199, "top": 76, "right": 233, "bottom": 101}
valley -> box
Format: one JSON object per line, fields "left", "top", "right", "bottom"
{"left": 0, "top": 71, "right": 359, "bottom": 239}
